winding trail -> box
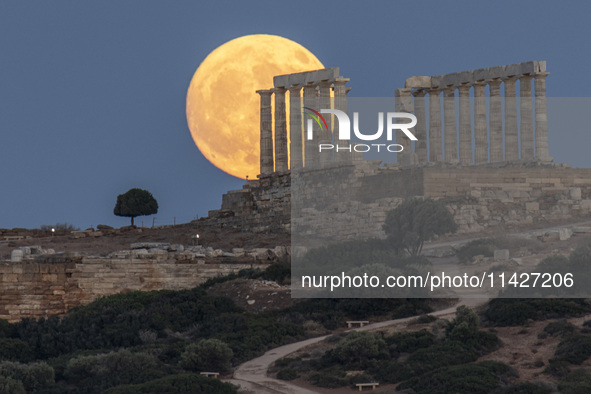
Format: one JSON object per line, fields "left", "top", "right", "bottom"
{"left": 227, "top": 219, "right": 591, "bottom": 393}
{"left": 228, "top": 298, "right": 482, "bottom": 393}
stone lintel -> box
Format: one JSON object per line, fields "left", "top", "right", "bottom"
{"left": 405, "top": 76, "right": 431, "bottom": 88}
{"left": 273, "top": 67, "right": 340, "bottom": 88}
{"left": 426, "top": 61, "right": 547, "bottom": 89}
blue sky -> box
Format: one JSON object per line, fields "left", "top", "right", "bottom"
{"left": 1, "top": 1, "right": 590, "bottom": 229}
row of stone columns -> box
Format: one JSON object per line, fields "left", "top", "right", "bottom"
{"left": 257, "top": 73, "right": 355, "bottom": 176}
{"left": 402, "top": 72, "right": 549, "bottom": 165}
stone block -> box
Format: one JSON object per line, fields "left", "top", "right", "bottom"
{"left": 570, "top": 187, "right": 582, "bottom": 200}
{"left": 558, "top": 228, "right": 573, "bottom": 241}
{"left": 10, "top": 249, "right": 24, "bottom": 262}
{"left": 494, "top": 249, "right": 510, "bottom": 261}
{"left": 232, "top": 248, "right": 245, "bottom": 257}
{"left": 404, "top": 76, "right": 431, "bottom": 88}
{"left": 525, "top": 202, "right": 539, "bottom": 212}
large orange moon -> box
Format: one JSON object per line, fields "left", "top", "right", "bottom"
{"left": 186, "top": 35, "right": 324, "bottom": 179}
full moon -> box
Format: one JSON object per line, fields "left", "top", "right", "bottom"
{"left": 186, "top": 35, "right": 324, "bottom": 179}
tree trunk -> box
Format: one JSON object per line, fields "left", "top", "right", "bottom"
{"left": 131, "top": 216, "right": 135, "bottom": 226}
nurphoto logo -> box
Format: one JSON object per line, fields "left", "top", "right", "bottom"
{"left": 304, "top": 108, "right": 417, "bottom": 153}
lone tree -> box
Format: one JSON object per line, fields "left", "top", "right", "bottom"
{"left": 113, "top": 188, "right": 158, "bottom": 226}
{"left": 383, "top": 197, "right": 457, "bottom": 256}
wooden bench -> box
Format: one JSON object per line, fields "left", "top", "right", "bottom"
{"left": 199, "top": 372, "right": 220, "bottom": 379}
{"left": 356, "top": 382, "right": 379, "bottom": 391}
{"left": 347, "top": 320, "right": 369, "bottom": 328}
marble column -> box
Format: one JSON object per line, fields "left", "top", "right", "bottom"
{"left": 256, "top": 89, "right": 274, "bottom": 174}
{"left": 473, "top": 81, "right": 488, "bottom": 164}
{"left": 443, "top": 87, "right": 458, "bottom": 163}
{"left": 534, "top": 72, "right": 550, "bottom": 161}
{"left": 488, "top": 79, "right": 503, "bottom": 162}
{"left": 428, "top": 89, "right": 443, "bottom": 162}
{"left": 333, "top": 78, "right": 350, "bottom": 163}
{"left": 503, "top": 77, "right": 519, "bottom": 161}
{"left": 395, "top": 88, "right": 413, "bottom": 165}
{"left": 412, "top": 89, "right": 428, "bottom": 163}
{"left": 288, "top": 85, "right": 303, "bottom": 170}
{"left": 458, "top": 84, "right": 472, "bottom": 165}
{"left": 303, "top": 83, "right": 318, "bottom": 168}
{"left": 318, "top": 80, "right": 333, "bottom": 167}
{"left": 520, "top": 75, "right": 534, "bottom": 159}
{"left": 273, "top": 87, "right": 288, "bottom": 172}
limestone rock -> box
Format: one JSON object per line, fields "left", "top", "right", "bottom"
{"left": 558, "top": 228, "right": 573, "bottom": 241}
{"left": 130, "top": 242, "right": 170, "bottom": 250}
{"left": 10, "top": 249, "right": 24, "bottom": 262}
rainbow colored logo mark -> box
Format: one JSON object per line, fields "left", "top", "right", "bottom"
{"left": 303, "top": 107, "right": 328, "bottom": 131}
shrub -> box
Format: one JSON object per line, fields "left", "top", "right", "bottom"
{"left": 410, "top": 314, "right": 437, "bottom": 325}
{"left": 308, "top": 370, "right": 347, "bottom": 388}
{"left": 330, "top": 332, "right": 388, "bottom": 367}
{"left": 102, "top": 373, "right": 237, "bottom": 394}
{"left": 495, "top": 381, "right": 553, "bottom": 394}
{"left": 457, "top": 239, "right": 495, "bottom": 264}
{"left": 179, "top": 339, "right": 233, "bottom": 374}
{"left": 383, "top": 198, "right": 458, "bottom": 255}
{"left": 397, "top": 361, "right": 517, "bottom": 394}
{"left": 0, "top": 361, "right": 55, "bottom": 392}
{"left": 552, "top": 334, "right": 591, "bottom": 365}
{"left": 0, "top": 339, "right": 33, "bottom": 363}
{"left": 558, "top": 368, "right": 591, "bottom": 394}
{"left": 0, "top": 376, "right": 25, "bottom": 394}
{"left": 537, "top": 255, "right": 570, "bottom": 273}
{"left": 262, "top": 263, "right": 291, "bottom": 284}
{"left": 64, "top": 349, "right": 163, "bottom": 393}
{"left": 544, "top": 319, "right": 577, "bottom": 337}
{"left": 277, "top": 368, "right": 298, "bottom": 380}
{"left": 485, "top": 299, "right": 591, "bottom": 326}
{"left": 385, "top": 330, "right": 435, "bottom": 353}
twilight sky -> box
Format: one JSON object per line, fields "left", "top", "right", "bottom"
{"left": 1, "top": 1, "right": 590, "bottom": 229}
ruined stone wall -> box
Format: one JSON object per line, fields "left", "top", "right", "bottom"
{"left": 0, "top": 256, "right": 268, "bottom": 322}
{"left": 217, "top": 163, "right": 591, "bottom": 242}
{"left": 424, "top": 166, "right": 591, "bottom": 232}
{"left": 207, "top": 172, "right": 291, "bottom": 233}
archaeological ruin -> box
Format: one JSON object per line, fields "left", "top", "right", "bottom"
{"left": 214, "top": 60, "right": 591, "bottom": 243}
{"left": 3, "top": 60, "right": 591, "bottom": 318}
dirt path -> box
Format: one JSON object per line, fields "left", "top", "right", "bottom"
{"left": 229, "top": 298, "right": 484, "bottom": 393}
{"left": 227, "top": 218, "right": 591, "bottom": 393}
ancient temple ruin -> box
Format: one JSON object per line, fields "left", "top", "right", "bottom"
{"left": 256, "top": 67, "right": 359, "bottom": 175}
{"left": 212, "top": 60, "right": 591, "bottom": 240}
{"left": 255, "top": 61, "right": 550, "bottom": 175}
{"left": 398, "top": 60, "right": 550, "bottom": 165}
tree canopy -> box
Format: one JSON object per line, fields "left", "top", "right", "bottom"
{"left": 383, "top": 198, "right": 457, "bottom": 256}
{"left": 113, "top": 188, "right": 158, "bottom": 226}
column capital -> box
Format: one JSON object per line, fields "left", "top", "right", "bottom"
{"left": 457, "top": 84, "right": 471, "bottom": 95}
{"left": 256, "top": 89, "right": 273, "bottom": 96}
{"left": 412, "top": 89, "right": 427, "bottom": 97}
{"left": 427, "top": 88, "right": 441, "bottom": 95}
{"left": 287, "top": 85, "right": 301, "bottom": 93}
{"left": 519, "top": 74, "right": 534, "bottom": 82}
{"left": 487, "top": 78, "right": 502, "bottom": 87}
{"left": 534, "top": 72, "right": 550, "bottom": 80}
{"left": 501, "top": 76, "right": 518, "bottom": 84}
{"left": 443, "top": 86, "right": 456, "bottom": 95}
{"left": 473, "top": 80, "right": 487, "bottom": 87}
{"left": 318, "top": 80, "right": 332, "bottom": 88}
{"left": 272, "top": 86, "right": 287, "bottom": 93}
